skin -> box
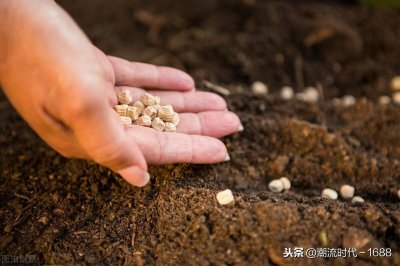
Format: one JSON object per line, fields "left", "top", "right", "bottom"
{"left": 0, "top": 0, "right": 242, "bottom": 187}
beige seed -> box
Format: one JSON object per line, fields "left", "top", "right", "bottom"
{"left": 251, "top": 81, "right": 268, "bottom": 95}
{"left": 279, "top": 177, "right": 291, "bottom": 191}
{"left": 120, "top": 116, "right": 132, "bottom": 125}
{"left": 352, "top": 196, "right": 364, "bottom": 203}
{"left": 171, "top": 112, "right": 180, "bottom": 126}
{"left": 164, "top": 122, "right": 177, "bottom": 132}
{"left": 143, "top": 106, "right": 158, "bottom": 119}
{"left": 393, "top": 92, "right": 400, "bottom": 104}
{"left": 158, "top": 105, "right": 175, "bottom": 122}
{"left": 115, "top": 104, "right": 129, "bottom": 116}
{"left": 390, "top": 76, "right": 400, "bottom": 91}
{"left": 321, "top": 188, "right": 338, "bottom": 200}
{"left": 127, "top": 106, "right": 139, "bottom": 121}
{"left": 135, "top": 115, "right": 152, "bottom": 127}
{"left": 303, "top": 87, "right": 319, "bottom": 103}
{"left": 216, "top": 189, "right": 235, "bottom": 205}
{"left": 117, "top": 90, "right": 133, "bottom": 105}
{"left": 133, "top": 101, "right": 145, "bottom": 114}
{"left": 378, "top": 95, "right": 391, "bottom": 105}
{"left": 342, "top": 95, "right": 356, "bottom": 107}
{"left": 340, "top": 185, "right": 355, "bottom": 199}
{"left": 140, "top": 93, "right": 156, "bottom": 106}
{"left": 280, "top": 86, "right": 294, "bottom": 100}
{"left": 151, "top": 117, "right": 166, "bottom": 131}
{"left": 397, "top": 190, "right": 400, "bottom": 200}
{"left": 268, "top": 179, "right": 283, "bottom": 193}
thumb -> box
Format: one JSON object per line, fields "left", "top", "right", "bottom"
{"left": 66, "top": 92, "right": 149, "bottom": 187}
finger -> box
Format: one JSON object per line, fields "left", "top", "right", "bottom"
{"left": 64, "top": 84, "right": 149, "bottom": 187}
{"left": 126, "top": 126, "right": 229, "bottom": 165}
{"left": 116, "top": 86, "right": 227, "bottom": 113}
{"left": 177, "top": 111, "right": 242, "bottom": 138}
{"left": 109, "top": 56, "right": 194, "bottom": 91}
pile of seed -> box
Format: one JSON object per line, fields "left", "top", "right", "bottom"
{"left": 321, "top": 185, "right": 365, "bottom": 203}
{"left": 114, "top": 90, "right": 179, "bottom": 132}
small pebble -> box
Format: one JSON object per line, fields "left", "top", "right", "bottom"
{"left": 251, "top": 81, "right": 268, "bottom": 95}
{"left": 393, "top": 92, "right": 400, "bottom": 104}
{"left": 216, "top": 189, "right": 235, "bottom": 205}
{"left": 280, "top": 86, "right": 294, "bottom": 100}
{"left": 352, "top": 196, "right": 365, "bottom": 203}
{"left": 378, "top": 95, "right": 391, "bottom": 105}
{"left": 342, "top": 95, "right": 356, "bottom": 106}
{"left": 321, "top": 188, "right": 338, "bottom": 200}
{"left": 340, "top": 185, "right": 355, "bottom": 199}
{"left": 390, "top": 76, "right": 400, "bottom": 91}
{"left": 279, "top": 177, "right": 291, "bottom": 191}
{"left": 268, "top": 179, "right": 284, "bottom": 193}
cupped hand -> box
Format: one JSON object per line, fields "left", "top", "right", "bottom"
{"left": 0, "top": 0, "right": 241, "bottom": 187}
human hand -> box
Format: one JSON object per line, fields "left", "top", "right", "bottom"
{"left": 0, "top": 0, "right": 242, "bottom": 187}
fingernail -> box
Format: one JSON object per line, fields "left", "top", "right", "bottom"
{"left": 224, "top": 153, "right": 230, "bottom": 161}
{"left": 238, "top": 124, "right": 244, "bottom": 132}
{"left": 141, "top": 172, "right": 151, "bottom": 186}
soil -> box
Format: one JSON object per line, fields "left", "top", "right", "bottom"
{"left": 1, "top": 0, "right": 400, "bottom": 265}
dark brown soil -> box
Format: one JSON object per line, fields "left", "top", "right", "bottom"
{"left": 1, "top": 0, "right": 400, "bottom": 265}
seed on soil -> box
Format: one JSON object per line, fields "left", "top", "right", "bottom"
{"left": 151, "top": 117, "right": 166, "bottom": 131}
{"left": 117, "top": 89, "right": 133, "bottom": 105}
{"left": 158, "top": 105, "right": 175, "bottom": 122}
{"left": 340, "top": 185, "right": 355, "bottom": 199}
{"left": 127, "top": 106, "right": 140, "bottom": 121}
{"left": 390, "top": 76, "right": 400, "bottom": 91}
{"left": 216, "top": 189, "right": 235, "bottom": 205}
{"left": 164, "top": 122, "right": 177, "bottom": 132}
{"left": 120, "top": 116, "right": 132, "bottom": 125}
{"left": 342, "top": 95, "right": 356, "bottom": 106}
{"left": 115, "top": 104, "right": 129, "bottom": 116}
{"left": 133, "top": 100, "right": 145, "bottom": 114}
{"left": 135, "top": 115, "right": 152, "bottom": 127}
{"left": 279, "top": 177, "right": 291, "bottom": 191}
{"left": 397, "top": 190, "right": 400, "bottom": 200}
{"left": 280, "top": 86, "right": 294, "bottom": 100}
{"left": 143, "top": 106, "right": 158, "bottom": 119}
{"left": 297, "top": 87, "right": 319, "bottom": 103}
{"left": 321, "top": 188, "right": 338, "bottom": 200}
{"left": 140, "top": 93, "right": 157, "bottom": 106}
{"left": 352, "top": 196, "right": 365, "bottom": 203}
{"left": 251, "top": 81, "right": 268, "bottom": 95}
{"left": 378, "top": 95, "right": 391, "bottom": 105}
{"left": 392, "top": 92, "right": 400, "bottom": 104}
{"left": 268, "top": 179, "right": 284, "bottom": 193}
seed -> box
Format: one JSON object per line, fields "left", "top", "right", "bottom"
{"left": 135, "top": 115, "right": 151, "bottom": 127}
{"left": 397, "top": 190, "right": 400, "bottom": 200}
{"left": 390, "top": 76, "right": 400, "bottom": 91}
{"left": 216, "top": 189, "right": 235, "bottom": 205}
{"left": 340, "top": 185, "right": 355, "bottom": 199}
{"left": 117, "top": 90, "right": 133, "bottom": 105}
{"left": 342, "top": 95, "right": 356, "bottom": 107}
{"left": 120, "top": 116, "right": 132, "bottom": 125}
{"left": 140, "top": 93, "right": 156, "bottom": 106}
{"left": 352, "top": 196, "right": 364, "bottom": 203}
{"left": 268, "top": 179, "right": 283, "bottom": 193}
{"left": 133, "top": 101, "right": 145, "bottom": 114}
{"left": 251, "top": 81, "right": 268, "bottom": 95}
{"left": 151, "top": 117, "right": 166, "bottom": 132}
{"left": 280, "top": 86, "right": 294, "bottom": 100}
{"left": 171, "top": 112, "right": 180, "bottom": 126}
{"left": 279, "top": 177, "right": 291, "bottom": 191}
{"left": 321, "top": 188, "right": 338, "bottom": 200}
{"left": 143, "top": 106, "right": 158, "bottom": 119}
{"left": 378, "top": 95, "right": 391, "bottom": 105}
{"left": 158, "top": 105, "right": 175, "bottom": 122}
{"left": 126, "top": 106, "right": 139, "bottom": 121}
{"left": 164, "top": 122, "right": 177, "bottom": 132}
{"left": 392, "top": 92, "right": 400, "bottom": 104}
{"left": 115, "top": 104, "right": 129, "bottom": 116}
{"left": 155, "top": 96, "right": 161, "bottom": 105}
{"left": 303, "top": 87, "right": 319, "bottom": 103}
